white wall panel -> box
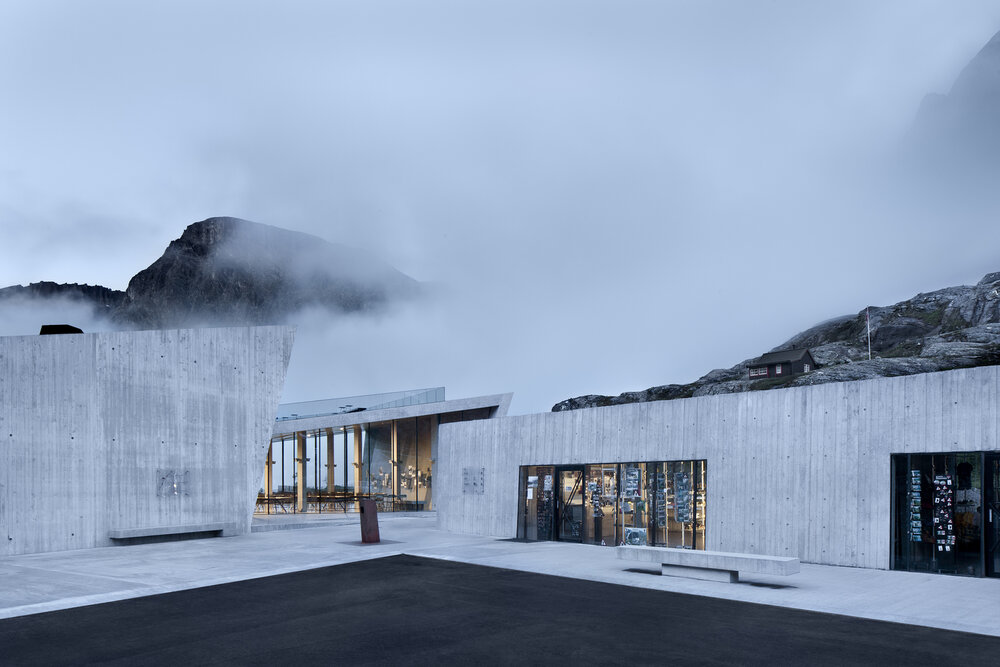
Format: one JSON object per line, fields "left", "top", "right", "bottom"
{"left": 438, "top": 365, "right": 1000, "bottom": 569}
{"left": 0, "top": 326, "right": 293, "bottom": 556}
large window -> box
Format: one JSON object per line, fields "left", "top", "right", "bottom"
{"left": 396, "top": 418, "right": 418, "bottom": 509}
{"left": 892, "top": 451, "right": 1000, "bottom": 577}
{"left": 362, "top": 422, "right": 393, "bottom": 496}
{"left": 519, "top": 460, "right": 707, "bottom": 549}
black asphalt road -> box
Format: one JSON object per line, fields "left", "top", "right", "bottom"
{"left": 2, "top": 554, "right": 998, "bottom": 665}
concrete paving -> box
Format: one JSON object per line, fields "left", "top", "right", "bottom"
{"left": 2, "top": 513, "right": 999, "bottom": 638}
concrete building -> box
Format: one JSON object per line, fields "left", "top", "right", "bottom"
{"left": 7, "top": 320, "right": 997, "bottom": 582}
{"left": 0, "top": 326, "right": 294, "bottom": 557}
{"left": 436, "top": 364, "right": 1000, "bottom": 578}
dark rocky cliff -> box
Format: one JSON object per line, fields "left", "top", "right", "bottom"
{"left": 0, "top": 217, "right": 420, "bottom": 330}
{"left": 552, "top": 272, "right": 1000, "bottom": 412}
{"left": 0, "top": 282, "right": 125, "bottom": 320}
{"left": 113, "top": 217, "right": 420, "bottom": 329}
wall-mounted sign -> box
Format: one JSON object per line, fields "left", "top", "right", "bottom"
{"left": 462, "top": 467, "right": 485, "bottom": 495}
{"left": 156, "top": 469, "right": 190, "bottom": 497}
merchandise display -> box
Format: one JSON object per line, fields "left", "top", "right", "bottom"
{"left": 520, "top": 460, "right": 707, "bottom": 551}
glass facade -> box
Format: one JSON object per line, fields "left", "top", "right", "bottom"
{"left": 363, "top": 422, "right": 394, "bottom": 496}
{"left": 261, "top": 409, "right": 458, "bottom": 514}
{"left": 892, "top": 451, "right": 1000, "bottom": 577}
{"left": 519, "top": 460, "right": 707, "bottom": 549}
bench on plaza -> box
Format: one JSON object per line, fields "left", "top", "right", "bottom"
{"left": 108, "top": 523, "right": 227, "bottom": 541}
{"left": 617, "top": 545, "right": 799, "bottom": 583}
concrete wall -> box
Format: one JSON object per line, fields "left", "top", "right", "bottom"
{"left": 0, "top": 326, "right": 294, "bottom": 556}
{"left": 436, "top": 365, "right": 1000, "bottom": 569}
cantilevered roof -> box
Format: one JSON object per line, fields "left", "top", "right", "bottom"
{"left": 272, "top": 389, "right": 513, "bottom": 436}
{"left": 276, "top": 387, "right": 446, "bottom": 421}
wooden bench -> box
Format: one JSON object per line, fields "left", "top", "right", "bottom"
{"left": 617, "top": 546, "right": 799, "bottom": 583}
{"left": 108, "top": 523, "right": 227, "bottom": 541}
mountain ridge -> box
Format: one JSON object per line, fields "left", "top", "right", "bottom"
{"left": 0, "top": 217, "right": 421, "bottom": 330}
{"left": 552, "top": 271, "right": 1000, "bottom": 412}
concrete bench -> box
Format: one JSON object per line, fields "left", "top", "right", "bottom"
{"left": 108, "top": 523, "right": 227, "bottom": 540}
{"left": 617, "top": 546, "right": 799, "bottom": 583}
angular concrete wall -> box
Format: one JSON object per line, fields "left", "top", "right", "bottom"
{"left": 436, "top": 365, "right": 1000, "bottom": 569}
{"left": 0, "top": 326, "right": 294, "bottom": 556}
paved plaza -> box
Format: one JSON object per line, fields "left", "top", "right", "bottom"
{"left": 1, "top": 513, "right": 999, "bottom": 661}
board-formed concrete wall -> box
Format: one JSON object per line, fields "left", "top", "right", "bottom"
{"left": 436, "top": 365, "right": 1000, "bottom": 569}
{"left": 0, "top": 326, "right": 294, "bottom": 556}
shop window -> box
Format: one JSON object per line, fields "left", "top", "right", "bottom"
{"left": 892, "top": 452, "right": 990, "bottom": 577}
{"left": 519, "top": 460, "right": 707, "bottom": 549}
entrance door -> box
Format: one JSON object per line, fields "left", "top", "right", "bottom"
{"left": 987, "top": 453, "right": 1000, "bottom": 577}
{"left": 555, "top": 467, "right": 584, "bottom": 542}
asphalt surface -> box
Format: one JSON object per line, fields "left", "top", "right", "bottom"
{"left": 2, "top": 555, "right": 998, "bottom": 666}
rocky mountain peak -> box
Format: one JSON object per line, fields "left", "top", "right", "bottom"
{"left": 0, "top": 217, "right": 421, "bottom": 332}
{"left": 552, "top": 271, "right": 1000, "bottom": 412}
{"left": 114, "top": 217, "right": 420, "bottom": 329}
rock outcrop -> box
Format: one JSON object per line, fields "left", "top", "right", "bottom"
{"left": 113, "top": 217, "right": 420, "bottom": 329}
{"left": 0, "top": 282, "right": 125, "bottom": 320}
{"left": 552, "top": 272, "right": 1000, "bottom": 412}
{"left": 0, "top": 217, "right": 421, "bottom": 330}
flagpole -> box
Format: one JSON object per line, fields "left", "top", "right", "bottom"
{"left": 866, "top": 307, "right": 872, "bottom": 360}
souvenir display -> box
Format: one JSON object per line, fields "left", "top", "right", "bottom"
{"left": 933, "top": 474, "right": 955, "bottom": 552}
{"left": 909, "top": 469, "right": 923, "bottom": 542}
{"left": 655, "top": 471, "right": 667, "bottom": 528}
{"left": 674, "top": 471, "right": 693, "bottom": 524}
{"left": 623, "top": 466, "right": 641, "bottom": 498}
{"left": 623, "top": 527, "right": 647, "bottom": 546}
{"left": 588, "top": 480, "right": 603, "bottom": 518}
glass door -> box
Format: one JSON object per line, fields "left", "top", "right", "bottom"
{"left": 583, "top": 464, "right": 618, "bottom": 546}
{"left": 555, "top": 467, "right": 584, "bottom": 542}
{"left": 987, "top": 453, "right": 1000, "bottom": 578}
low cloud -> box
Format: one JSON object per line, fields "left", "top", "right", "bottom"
{"left": 0, "top": 295, "right": 117, "bottom": 337}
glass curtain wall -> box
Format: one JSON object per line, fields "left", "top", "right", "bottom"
{"left": 329, "top": 427, "right": 355, "bottom": 494}
{"left": 520, "top": 461, "right": 707, "bottom": 549}
{"left": 363, "top": 422, "right": 393, "bottom": 496}
{"left": 416, "top": 416, "right": 435, "bottom": 509}
{"left": 396, "top": 419, "right": 418, "bottom": 509}
{"left": 653, "top": 460, "right": 707, "bottom": 549}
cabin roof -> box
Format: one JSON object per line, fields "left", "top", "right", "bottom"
{"left": 751, "top": 348, "right": 813, "bottom": 367}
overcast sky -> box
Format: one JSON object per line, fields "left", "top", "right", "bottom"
{"left": 3, "top": 1, "right": 1000, "bottom": 414}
